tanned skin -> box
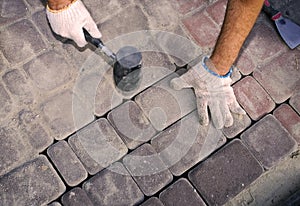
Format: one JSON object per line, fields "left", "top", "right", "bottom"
{"left": 47, "top": 0, "right": 73, "bottom": 10}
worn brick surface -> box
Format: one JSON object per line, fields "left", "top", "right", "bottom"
{"left": 189, "top": 139, "right": 263, "bottom": 206}
{"left": 274, "top": 104, "right": 300, "bottom": 144}
{"left": 140, "top": 197, "right": 164, "bottom": 206}
{"left": 0, "top": 155, "right": 65, "bottom": 206}
{"left": 241, "top": 114, "right": 297, "bottom": 169}
{"left": 123, "top": 143, "right": 173, "bottom": 196}
{"left": 172, "top": 0, "right": 206, "bottom": 15}
{"left": 253, "top": 51, "right": 300, "bottom": 103}
{"left": 68, "top": 119, "right": 128, "bottom": 175}
{"left": 25, "top": 0, "right": 46, "bottom": 11}
{"left": 83, "top": 162, "right": 144, "bottom": 206}
{"left": 0, "top": 83, "right": 12, "bottom": 120}
{"left": 61, "top": 187, "right": 93, "bottom": 206}
{"left": 235, "top": 50, "right": 256, "bottom": 75}
{"left": 108, "top": 100, "right": 157, "bottom": 149}
{"left": 222, "top": 113, "right": 252, "bottom": 139}
{"left": 135, "top": 72, "right": 196, "bottom": 131}
{"left": 0, "top": 0, "right": 28, "bottom": 27}
{"left": 24, "top": 51, "right": 74, "bottom": 91}
{"left": 206, "top": 0, "right": 227, "bottom": 26}
{"left": 290, "top": 92, "right": 300, "bottom": 115}
{"left": 159, "top": 178, "right": 206, "bottom": 206}
{"left": 151, "top": 111, "right": 226, "bottom": 176}
{"left": 233, "top": 76, "right": 275, "bottom": 120}
{"left": 0, "top": 20, "right": 46, "bottom": 64}
{"left": 47, "top": 141, "right": 88, "bottom": 187}
{"left": 183, "top": 10, "right": 220, "bottom": 48}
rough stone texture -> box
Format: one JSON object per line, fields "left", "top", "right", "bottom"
{"left": 0, "top": 155, "right": 66, "bottom": 206}
{"left": 0, "top": 0, "right": 28, "bottom": 26}
{"left": 172, "top": 0, "right": 206, "bottom": 15}
{"left": 222, "top": 113, "right": 252, "bottom": 139}
{"left": 25, "top": 0, "right": 46, "bottom": 11}
{"left": 68, "top": 119, "right": 128, "bottom": 175}
{"left": 159, "top": 178, "right": 206, "bottom": 206}
{"left": 0, "top": 82, "right": 12, "bottom": 121}
{"left": 83, "top": 162, "right": 144, "bottom": 206}
{"left": 235, "top": 50, "right": 256, "bottom": 75}
{"left": 123, "top": 143, "right": 173, "bottom": 196}
{"left": 151, "top": 111, "right": 226, "bottom": 176}
{"left": 24, "top": 51, "right": 74, "bottom": 91}
{"left": 108, "top": 100, "right": 157, "bottom": 149}
{"left": 61, "top": 187, "right": 93, "bottom": 206}
{"left": 189, "top": 139, "right": 263, "bottom": 206}
{"left": 233, "top": 76, "right": 275, "bottom": 120}
{"left": 0, "top": 20, "right": 46, "bottom": 64}
{"left": 253, "top": 51, "right": 300, "bottom": 103}
{"left": 206, "top": 0, "right": 227, "bottom": 26}
{"left": 274, "top": 104, "right": 300, "bottom": 145}
{"left": 241, "top": 114, "right": 297, "bottom": 169}
{"left": 140, "top": 197, "right": 164, "bottom": 206}
{"left": 290, "top": 92, "right": 300, "bottom": 115}
{"left": 135, "top": 72, "right": 196, "bottom": 131}
{"left": 48, "top": 202, "right": 62, "bottom": 206}
{"left": 47, "top": 141, "right": 88, "bottom": 187}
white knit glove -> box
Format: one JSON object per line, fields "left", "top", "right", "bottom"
{"left": 46, "top": 0, "right": 101, "bottom": 47}
{"left": 170, "top": 56, "right": 246, "bottom": 129}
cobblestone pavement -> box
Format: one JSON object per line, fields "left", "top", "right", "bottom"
{"left": 0, "top": 0, "right": 300, "bottom": 205}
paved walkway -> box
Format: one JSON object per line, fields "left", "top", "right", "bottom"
{"left": 0, "top": 0, "right": 299, "bottom": 205}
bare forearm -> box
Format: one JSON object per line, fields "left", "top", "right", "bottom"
{"left": 47, "top": 0, "right": 73, "bottom": 10}
{"left": 210, "top": 0, "right": 264, "bottom": 75}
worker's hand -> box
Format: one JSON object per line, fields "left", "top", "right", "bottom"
{"left": 170, "top": 56, "right": 246, "bottom": 129}
{"left": 46, "top": 0, "right": 101, "bottom": 47}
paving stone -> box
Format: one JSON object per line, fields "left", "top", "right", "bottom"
{"left": 108, "top": 100, "right": 157, "bottom": 149}
{"left": 61, "top": 187, "right": 93, "bottom": 206}
{"left": 274, "top": 104, "right": 300, "bottom": 145}
{"left": 206, "top": 0, "right": 227, "bottom": 26}
{"left": 233, "top": 76, "right": 275, "bottom": 121}
{"left": 290, "top": 92, "right": 300, "bottom": 115}
{"left": 222, "top": 113, "right": 252, "bottom": 139}
{"left": 68, "top": 119, "right": 128, "bottom": 175}
{"left": 135, "top": 72, "right": 196, "bottom": 131}
{"left": 123, "top": 143, "right": 173, "bottom": 196}
{"left": 235, "top": 49, "right": 256, "bottom": 75}
{"left": 25, "top": 0, "right": 46, "bottom": 11}
{"left": 83, "top": 162, "right": 144, "bottom": 206}
{"left": 48, "top": 202, "right": 62, "bottom": 206}
{"left": 24, "top": 51, "right": 74, "bottom": 91}
{"left": 0, "top": 20, "right": 46, "bottom": 64}
{"left": 151, "top": 111, "right": 226, "bottom": 176}
{"left": 41, "top": 90, "right": 93, "bottom": 140}
{"left": 241, "top": 114, "right": 297, "bottom": 169}
{"left": 0, "top": 0, "right": 28, "bottom": 27}
{"left": 171, "top": 0, "right": 206, "bottom": 15}
{"left": 0, "top": 155, "right": 66, "bottom": 206}
{"left": 140, "top": 197, "right": 164, "bottom": 206}
{"left": 188, "top": 139, "right": 264, "bottom": 206}
{"left": 0, "top": 83, "right": 12, "bottom": 121}
{"left": 47, "top": 141, "right": 88, "bottom": 187}
{"left": 159, "top": 178, "right": 206, "bottom": 206}
{"left": 182, "top": 10, "right": 220, "bottom": 48}
{"left": 253, "top": 51, "right": 300, "bottom": 104}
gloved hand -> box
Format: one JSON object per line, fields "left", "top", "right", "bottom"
{"left": 46, "top": 0, "right": 101, "bottom": 47}
{"left": 170, "top": 56, "right": 246, "bottom": 129}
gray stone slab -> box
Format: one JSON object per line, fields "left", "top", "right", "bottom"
{"left": 159, "top": 178, "right": 206, "bottom": 206}
{"left": 61, "top": 187, "right": 93, "bottom": 206}
{"left": 48, "top": 202, "right": 62, "bottom": 206}
{"left": 25, "top": 0, "right": 46, "bottom": 11}
{"left": 0, "top": 83, "right": 12, "bottom": 121}
{"left": 108, "top": 100, "right": 157, "bottom": 149}
{"left": 0, "top": 0, "right": 28, "bottom": 26}
{"left": 290, "top": 92, "right": 300, "bottom": 115}
{"left": 140, "top": 197, "right": 164, "bottom": 206}
{"left": 83, "top": 162, "right": 144, "bottom": 206}
{"left": 123, "top": 143, "right": 173, "bottom": 196}
{"left": 188, "top": 139, "right": 264, "bottom": 206}
{"left": 151, "top": 111, "right": 226, "bottom": 176}
{"left": 241, "top": 114, "right": 297, "bottom": 169}
{"left": 135, "top": 72, "right": 196, "bottom": 131}
{"left": 222, "top": 113, "right": 252, "bottom": 139}
{"left": 47, "top": 141, "right": 88, "bottom": 187}
{"left": 0, "top": 155, "right": 66, "bottom": 205}
{"left": 0, "top": 19, "right": 46, "bottom": 64}
{"left": 68, "top": 119, "right": 128, "bottom": 175}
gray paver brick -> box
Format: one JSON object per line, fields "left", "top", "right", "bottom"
{"left": 290, "top": 92, "right": 300, "bottom": 115}
{"left": 151, "top": 111, "right": 226, "bottom": 176}
{"left": 25, "top": 0, "right": 46, "bottom": 11}
{"left": 253, "top": 51, "right": 300, "bottom": 103}
{"left": 172, "top": 0, "right": 206, "bottom": 15}
{"left": 123, "top": 143, "right": 173, "bottom": 196}
{"left": 47, "top": 141, "right": 88, "bottom": 187}
{"left": 222, "top": 113, "right": 252, "bottom": 139}
{"left": 241, "top": 114, "right": 297, "bottom": 169}
{"left": 188, "top": 139, "right": 263, "bottom": 206}
{"left": 135, "top": 72, "right": 196, "bottom": 131}
{"left": 61, "top": 187, "right": 93, "bottom": 206}
{"left": 140, "top": 197, "right": 164, "bottom": 206}
{"left": 48, "top": 202, "right": 62, "bottom": 206}
{"left": 68, "top": 119, "right": 128, "bottom": 175}
{"left": 83, "top": 162, "right": 144, "bottom": 206}
{"left": 24, "top": 51, "right": 74, "bottom": 91}
{"left": 159, "top": 178, "right": 206, "bottom": 206}
{"left": 235, "top": 50, "right": 256, "bottom": 75}
{"left": 0, "top": 0, "right": 28, "bottom": 27}
{"left": 0, "top": 155, "right": 66, "bottom": 206}
{"left": 233, "top": 76, "right": 275, "bottom": 121}
{"left": 206, "top": 0, "right": 227, "bottom": 26}
{"left": 0, "top": 20, "right": 46, "bottom": 64}
{"left": 108, "top": 100, "right": 157, "bottom": 149}
{"left": 0, "top": 83, "right": 12, "bottom": 120}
